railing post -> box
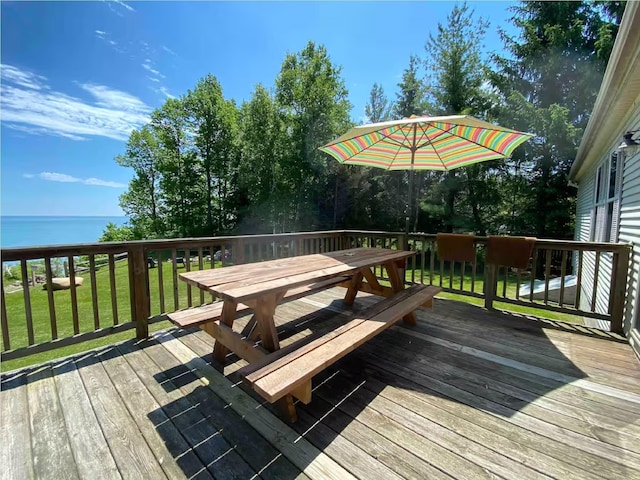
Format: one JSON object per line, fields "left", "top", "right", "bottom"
{"left": 610, "top": 244, "right": 631, "bottom": 334}
{"left": 397, "top": 233, "right": 408, "bottom": 252}
{"left": 128, "top": 244, "right": 150, "bottom": 339}
{"left": 484, "top": 263, "right": 497, "bottom": 310}
{"left": 235, "top": 238, "right": 246, "bottom": 264}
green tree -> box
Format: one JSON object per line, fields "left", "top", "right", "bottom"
{"left": 423, "top": 2, "right": 493, "bottom": 234}
{"left": 99, "top": 222, "right": 135, "bottom": 242}
{"left": 394, "top": 55, "right": 427, "bottom": 119}
{"left": 237, "top": 84, "right": 288, "bottom": 233}
{"left": 185, "top": 75, "right": 239, "bottom": 235}
{"left": 365, "top": 83, "right": 392, "bottom": 123}
{"left": 275, "top": 41, "right": 352, "bottom": 230}
{"left": 116, "top": 126, "right": 164, "bottom": 238}
{"left": 492, "top": 1, "right": 623, "bottom": 239}
{"left": 151, "top": 98, "right": 200, "bottom": 238}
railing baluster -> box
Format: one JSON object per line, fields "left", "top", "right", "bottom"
{"left": 529, "top": 248, "right": 538, "bottom": 303}
{"left": 471, "top": 244, "right": 477, "bottom": 293}
{"left": 198, "top": 247, "right": 205, "bottom": 305}
{"left": 420, "top": 237, "right": 426, "bottom": 284}
{"left": 20, "top": 259, "right": 35, "bottom": 345}
{"left": 559, "top": 250, "right": 568, "bottom": 306}
{"left": 439, "top": 258, "right": 444, "bottom": 288}
{"left": 515, "top": 269, "right": 521, "bottom": 300}
{"left": 430, "top": 240, "right": 435, "bottom": 286}
{"left": 44, "top": 257, "right": 58, "bottom": 339}
{"left": 109, "top": 254, "right": 119, "bottom": 325}
{"left": 1, "top": 276, "right": 10, "bottom": 350}
{"left": 68, "top": 256, "right": 80, "bottom": 335}
{"left": 407, "top": 238, "right": 418, "bottom": 283}
{"left": 157, "top": 250, "right": 165, "bottom": 314}
{"left": 460, "top": 261, "right": 465, "bottom": 291}
{"left": 502, "top": 266, "right": 508, "bottom": 298}
{"left": 543, "top": 249, "right": 552, "bottom": 305}
{"left": 89, "top": 254, "right": 100, "bottom": 330}
{"left": 591, "top": 251, "right": 601, "bottom": 312}
{"left": 449, "top": 261, "right": 453, "bottom": 289}
{"left": 575, "top": 250, "right": 583, "bottom": 309}
{"left": 172, "top": 249, "right": 179, "bottom": 310}
{"left": 185, "top": 249, "right": 192, "bottom": 308}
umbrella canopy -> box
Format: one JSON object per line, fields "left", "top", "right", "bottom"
{"left": 319, "top": 115, "right": 533, "bottom": 171}
{"left": 318, "top": 115, "right": 533, "bottom": 232}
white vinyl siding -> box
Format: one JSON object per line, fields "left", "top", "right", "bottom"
{"left": 618, "top": 111, "right": 640, "bottom": 335}
{"left": 575, "top": 141, "right": 626, "bottom": 320}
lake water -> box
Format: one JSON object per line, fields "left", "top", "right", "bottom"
{"left": 1, "top": 216, "right": 129, "bottom": 248}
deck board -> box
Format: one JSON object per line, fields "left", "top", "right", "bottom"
{"left": 2, "top": 288, "right": 640, "bottom": 480}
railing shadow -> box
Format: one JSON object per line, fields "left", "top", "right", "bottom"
{"left": 140, "top": 292, "right": 636, "bottom": 479}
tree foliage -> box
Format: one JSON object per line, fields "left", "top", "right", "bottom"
{"left": 110, "top": 2, "right": 624, "bottom": 242}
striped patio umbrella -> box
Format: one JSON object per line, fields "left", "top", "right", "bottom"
{"left": 319, "top": 115, "right": 533, "bottom": 233}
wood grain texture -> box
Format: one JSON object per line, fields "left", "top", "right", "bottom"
{"left": 0, "top": 372, "right": 35, "bottom": 480}
{"left": 156, "top": 331, "right": 358, "bottom": 480}
{"left": 51, "top": 359, "right": 121, "bottom": 480}
{"left": 75, "top": 351, "right": 168, "bottom": 479}
{"left": 3, "top": 288, "right": 640, "bottom": 480}
{"left": 26, "top": 365, "right": 80, "bottom": 479}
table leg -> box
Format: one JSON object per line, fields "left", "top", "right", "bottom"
{"left": 385, "top": 260, "right": 416, "bottom": 325}
{"left": 213, "top": 300, "right": 238, "bottom": 362}
{"left": 254, "top": 294, "right": 280, "bottom": 352}
{"left": 343, "top": 270, "right": 364, "bottom": 306}
{"left": 278, "top": 395, "right": 297, "bottom": 423}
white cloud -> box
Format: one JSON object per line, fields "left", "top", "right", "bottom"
{"left": 152, "top": 86, "right": 175, "bottom": 99}
{"left": 1, "top": 64, "right": 151, "bottom": 141}
{"left": 109, "top": 40, "right": 117, "bottom": 46}
{"left": 6, "top": 124, "right": 86, "bottom": 141}
{"left": 142, "top": 63, "right": 160, "bottom": 75}
{"left": 147, "top": 76, "right": 160, "bottom": 83}
{"left": 25, "top": 172, "right": 126, "bottom": 188}
{"left": 141, "top": 59, "right": 165, "bottom": 79}
{"left": 113, "top": 0, "right": 134, "bottom": 12}
{"left": 104, "top": 0, "right": 134, "bottom": 15}
{"left": 95, "top": 30, "right": 106, "bottom": 37}
{"left": 1, "top": 64, "right": 47, "bottom": 90}
{"left": 162, "top": 45, "right": 175, "bottom": 56}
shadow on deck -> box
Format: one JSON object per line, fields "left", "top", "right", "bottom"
{"left": 2, "top": 288, "right": 640, "bottom": 480}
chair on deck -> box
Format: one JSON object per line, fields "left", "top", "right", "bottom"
{"left": 436, "top": 233, "right": 477, "bottom": 289}
{"left": 484, "top": 235, "right": 536, "bottom": 302}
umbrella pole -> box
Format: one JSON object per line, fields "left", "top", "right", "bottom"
{"left": 405, "top": 169, "right": 414, "bottom": 235}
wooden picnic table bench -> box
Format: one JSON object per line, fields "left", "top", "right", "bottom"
{"left": 169, "top": 248, "right": 441, "bottom": 421}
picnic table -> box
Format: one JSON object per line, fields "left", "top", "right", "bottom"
{"left": 169, "top": 247, "right": 440, "bottom": 421}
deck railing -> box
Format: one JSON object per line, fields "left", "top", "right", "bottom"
{"left": 0, "top": 230, "right": 631, "bottom": 361}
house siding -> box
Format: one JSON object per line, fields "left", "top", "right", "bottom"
{"left": 618, "top": 109, "right": 640, "bottom": 341}
{"left": 575, "top": 147, "right": 613, "bottom": 323}
{"left": 576, "top": 109, "right": 640, "bottom": 338}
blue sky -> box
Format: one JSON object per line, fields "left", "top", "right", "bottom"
{"left": 1, "top": 1, "right": 518, "bottom": 216}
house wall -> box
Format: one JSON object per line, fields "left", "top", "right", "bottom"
{"left": 574, "top": 144, "right": 614, "bottom": 328}
{"left": 618, "top": 108, "right": 640, "bottom": 355}
{"left": 576, "top": 105, "right": 640, "bottom": 349}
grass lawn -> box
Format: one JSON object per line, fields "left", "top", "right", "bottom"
{"left": 1, "top": 258, "right": 223, "bottom": 371}
{"left": 2, "top": 258, "right": 581, "bottom": 372}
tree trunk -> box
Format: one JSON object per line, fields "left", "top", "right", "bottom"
{"left": 466, "top": 171, "right": 485, "bottom": 236}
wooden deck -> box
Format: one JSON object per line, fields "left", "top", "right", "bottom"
{"left": 2, "top": 287, "right": 640, "bottom": 480}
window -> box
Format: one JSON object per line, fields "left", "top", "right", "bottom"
{"left": 591, "top": 151, "right": 623, "bottom": 242}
